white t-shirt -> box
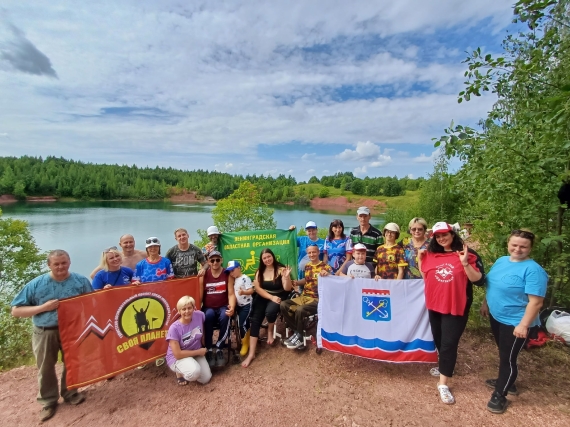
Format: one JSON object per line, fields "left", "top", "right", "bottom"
{"left": 234, "top": 274, "right": 253, "bottom": 306}
{"left": 342, "top": 260, "right": 375, "bottom": 279}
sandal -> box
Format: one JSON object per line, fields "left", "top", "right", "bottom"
{"left": 176, "top": 377, "right": 188, "bottom": 386}
{"left": 437, "top": 384, "right": 455, "bottom": 405}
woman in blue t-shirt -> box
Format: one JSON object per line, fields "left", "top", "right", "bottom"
{"left": 323, "top": 219, "right": 353, "bottom": 274}
{"left": 92, "top": 247, "right": 134, "bottom": 290}
{"left": 480, "top": 229, "right": 548, "bottom": 414}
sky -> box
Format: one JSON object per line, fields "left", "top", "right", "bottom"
{"left": 0, "top": 1, "right": 517, "bottom": 181}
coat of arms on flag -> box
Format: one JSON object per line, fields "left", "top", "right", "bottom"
{"left": 362, "top": 289, "right": 391, "bottom": 321}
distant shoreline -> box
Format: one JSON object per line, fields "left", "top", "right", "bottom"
{"left": 0, "top": 193, "right": 387, "bottom": 214}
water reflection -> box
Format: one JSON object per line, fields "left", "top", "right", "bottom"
{"left": 1, "top": 201, "right": 384, "bottom": 278}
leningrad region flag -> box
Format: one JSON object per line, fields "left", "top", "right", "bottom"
{"left": 317, "top": 276, "right": 437, "bottom": 363}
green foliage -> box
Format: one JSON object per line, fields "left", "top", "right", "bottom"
{"left": 308, "top": 176, "right": 320, "bottom": 184}
{"left": 433, "top": 0, "right": 570, "bottom": 305}
{"left": 417, "top": 154, "right": 462, "bottom": 225}
{"left": 0, "top": 209, "right": 46, "bottom": 369}
{"left": 195, "top": 182, "right": 277, "bottom": 247}
{"left": 318, "top": 187, "right": 330, "bottom": 198}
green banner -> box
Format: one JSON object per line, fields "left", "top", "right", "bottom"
{"left": 219, "top": 229, "right": 298, "bottom": 279}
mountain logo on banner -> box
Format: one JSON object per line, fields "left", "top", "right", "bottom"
{"left": 114, "top": 292, "right": 171, "bottom": 350}
{"left": 361, "top": 288, "right": 391, "bottom": 322}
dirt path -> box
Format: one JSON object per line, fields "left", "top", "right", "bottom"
{"left": 1, "top": 329, "right": 569, "bottom": 427}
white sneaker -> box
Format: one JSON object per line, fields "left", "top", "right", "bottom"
{"left": 437, "top": 384, "right": 455, "bottom": 405}
{"left": 430, "top": 367, "right": 440, "bottom": 377}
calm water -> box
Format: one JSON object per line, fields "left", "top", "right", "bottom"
{"left": 0, "top": 201, "right": 385, "bottom": 278}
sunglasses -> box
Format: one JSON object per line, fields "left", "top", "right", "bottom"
{"left": 146, "top": 238, "right": 159, "bottom": 244}
{"left": 511, "top": 229, "right": 535, "bottom": 240}
{"left": 410, "top": 228, "right": 425, "bottom": 232}
{"left": 103, "top": 246, "right": 118, "bottom": 253}
{"left": 209, "top": 258, "right": 222, "bottom": 263}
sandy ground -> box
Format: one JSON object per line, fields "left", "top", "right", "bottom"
{"left": 1, "top": 325, "right": 569, "bottom": 427}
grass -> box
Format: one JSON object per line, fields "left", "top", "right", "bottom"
{"left": 294, "top": 184, "right": 420, "bottom": 211}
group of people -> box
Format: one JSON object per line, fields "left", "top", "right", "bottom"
{"left": 10, "top": 206, "right": 548, "bottom": 421}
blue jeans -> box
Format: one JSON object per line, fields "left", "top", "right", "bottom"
{"left": 236, "top": 303, "right": 252, "bottom": 338}
{"left": 204, "top": 307, "right": 230, "bottom": 349}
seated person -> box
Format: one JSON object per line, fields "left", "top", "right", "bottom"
{"left": 92, "top": 247, "right": 134, "bottom": 290}
{"left": 339, "top": 243, "right": 375, "bottom": 279}
{"left": 165, "top": 296, "right": 212, "bottom": 386}
{"left": 225, "top": 260, "right": 254, "bottom": 357}
{"left": 200, "top": 251, "right": 236, "bottom": 368}
{"left": 280, "top": 244, "right": 332, "bottom": 350}
{"left": 241, "top": 248, "right": 293, "bottom": 368}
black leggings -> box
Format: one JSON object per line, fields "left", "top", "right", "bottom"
{"left": 249, "top": 292, "right": 288, "bottom": 338}
{"left": 428, "top": 300, "right": 471, "bottom": 378}
{"left": 489, "top": 314, "right": 528, "bottom": 396}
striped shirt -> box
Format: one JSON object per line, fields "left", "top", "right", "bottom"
{"left": 350, "top": 225, "right": 383, "bottom": 264}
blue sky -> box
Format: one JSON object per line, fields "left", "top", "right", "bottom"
{"left": 0, "top": 1, "right": 517, "bottom": 181}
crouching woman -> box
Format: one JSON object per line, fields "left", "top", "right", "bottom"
{"left": 165, "top": 296, "right": 212, "bottom": 386}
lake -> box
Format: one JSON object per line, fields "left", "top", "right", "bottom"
{"left": 0, "top": 201, "right": 385, "bottom": 278}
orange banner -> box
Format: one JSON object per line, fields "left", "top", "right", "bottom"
{"left": 58, "top": 277, "right": 201, "bottom": 389}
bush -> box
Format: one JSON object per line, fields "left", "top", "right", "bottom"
{"left": 0, "top": 209, "right": 46, "bottom": 370}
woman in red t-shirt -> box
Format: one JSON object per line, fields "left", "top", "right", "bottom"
{"left": 418, "top": 222, "right": 484, "bottom": 405}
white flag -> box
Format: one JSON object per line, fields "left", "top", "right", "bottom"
{"left": 317, "top": 276, "right": 437, "bottom": 363}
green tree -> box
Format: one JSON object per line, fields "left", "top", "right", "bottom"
{"left": 319, "top": 187, "right": 330, "bottom": 198}
{"left": 195, "top": 181, "right": 277, "bottom": 247}
{"left": 418, "top": 154, "right": 461, "bottom": 224}
{"left": 0, "top": 209, "right": 46, "bottom": 369}
{"left": 351, "top": 179, "right": 365, "bottom": 195}
{"left": 433, "top": 0, "right": 570, "bottom": 305}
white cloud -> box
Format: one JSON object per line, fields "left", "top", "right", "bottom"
{"left": 301, "top": 153, "right": 316, "bottom": 161}
{"left": 306, "top": 169, "right": 316, "bottom": 174}
{"left": 412, "top": 149, "right": 439, "bottom": 163}
{"left": 0, "top": 0, "right": 514, "bottom": 179}
{"left": 338, "top": 141, "right": 380, "bottom": 161}
{"left": 354, "top": 166, "right": 368, "bottom": 176}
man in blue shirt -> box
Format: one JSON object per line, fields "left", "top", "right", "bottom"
{"left": 11, "top": 250, "right": 92, "bottom": 422}
{"left": 291, "top": 221, "right": 325, "bottom": 280}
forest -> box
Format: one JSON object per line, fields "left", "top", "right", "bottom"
{"left": 0, "top": 156, "right": 423, "bottom": 203}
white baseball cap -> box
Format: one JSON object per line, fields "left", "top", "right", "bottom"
{"left": 305, "top": 221, "right": 317, "bottom": 229}
{"left": 357, "top": 206, "right": 370, "bottom": 215}
{"left": 353, "top": 243, "right": 367, "bottom": 251}
{"left": 207, "top": 226, "right": 221, "bottom": 236}
{"left": 145, "top": 237, "right": 161, "bottom": 248}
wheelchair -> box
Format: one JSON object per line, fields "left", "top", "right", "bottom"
{"left": 210, "top": 311, "right": 243, "bottom": 366}
{"left": 273, "top": 289, "right": 322, "bottom": 353}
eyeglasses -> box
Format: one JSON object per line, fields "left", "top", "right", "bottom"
{"left": 511, "top": 229, "right": 535, "bottom": 240}
{"left": 209, "top": 258, "right": 222, "bottom": 263}
{"left": 410, "top": 228, "right": 425, "bottom": 232}
{"left": 146, "top": 238, "right": 159, "bottom": 244}
{"left": 103, "top": 246, "right": 118, "bottom": 253}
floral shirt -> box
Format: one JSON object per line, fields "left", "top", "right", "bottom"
{"left": 400, "top": 237, "right": 431, "bottom": 279}
{"left": 303, "top": 261, "right": 333, "bottom": 298}
{"left": 373, "top": 245, "right": 407, "bottom": 279}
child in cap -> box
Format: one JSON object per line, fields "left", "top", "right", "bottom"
{"left": 339, "top": 243, "right": 375, "bottom": 278}
{"left": 225, "top": 260, "right": 254, "bottom": 357}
